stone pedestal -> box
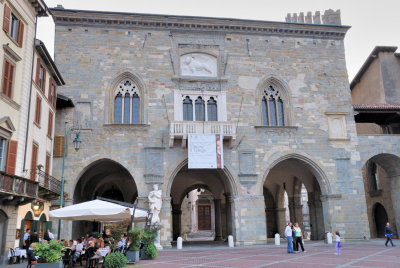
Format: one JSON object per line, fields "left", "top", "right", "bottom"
{"left": 159, "top": 197, "right": 173, "bottom": 248}
{"left": 154, "top": 227, "right": 163, "bottom": 250}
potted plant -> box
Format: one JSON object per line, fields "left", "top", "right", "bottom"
{"left": 33, "top": 240, "right": 64, "bottom": 268}
{"left": 126, "top": 228, "right": 142, "bottom": 263}
{"left": 104, "top": 252, "right": 127, "bottom": 268}
{"left": 140, "top": 228, "right": 158, "bottom": 260}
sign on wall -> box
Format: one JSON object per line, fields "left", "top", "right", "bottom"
{"left": 188, "top": 134, "right": 223, "bottom": 169}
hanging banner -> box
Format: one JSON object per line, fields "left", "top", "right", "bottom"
{"left": 188, "top": 134, "right": 224, "bottom": 169}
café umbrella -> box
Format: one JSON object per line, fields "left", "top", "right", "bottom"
{"left": 49, "top": 199, "right": 149, "bottom": 221}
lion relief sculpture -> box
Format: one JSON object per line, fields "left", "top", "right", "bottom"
{"left": 180, "top": 53, "right": 217, "bottom": 77}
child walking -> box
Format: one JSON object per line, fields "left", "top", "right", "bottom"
{"left": 333, "top": 231, "right": 341, "bottom": 255}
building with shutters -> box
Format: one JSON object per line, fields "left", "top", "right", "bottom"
{"left": 0, "top": 0, "right": 63, "bottom": 263}
{"left": 50, "top": 6, "right": 400, "bottom": 248}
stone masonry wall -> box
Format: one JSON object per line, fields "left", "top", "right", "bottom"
{"left": 51, "top": 10, "right": 372, "bottom": 244}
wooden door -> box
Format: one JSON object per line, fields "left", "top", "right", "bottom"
{"left": 198, "top": 205, "right": 211, "bottom": 230}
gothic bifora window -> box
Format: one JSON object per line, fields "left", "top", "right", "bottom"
{"left": 182, "top": 95, "right": 218, "bottom": 122}
{"left": 262, "top": 86, "right": 285, "bottom": 126}
{"left": 114, "top": 80, "right": 140, "bottom": 124}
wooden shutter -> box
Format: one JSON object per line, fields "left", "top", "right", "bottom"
{"left": 35, "top": 96, "right": 41, "bottom": 125}
{"left": 48, "top": 78, "right": 53, "bottom": 100}
{"left": 7, "top": 62, "right": 14, "bottom": 98}
{"left": 48, "top": 111, "right": 53, "bottom": 137}
{"left": 17, "top": 21, "right": 24, "bottom": 47}
{"left": 3, "top": 4, "right": 11, "bottom": 34}
{"left": 42, "top": 68, "right": 46, "bottom": 91}
{"left": 30, "top": 144, "right": 38, "bottom": 180}
{"left": 53, "top": 136, "right": 67, "bottom": 157}
{"left": 45, "top": 154, "right": 50, "bottom": 175}
{"left": 53, "top": 85, "right": 57, "bottom": 108}
{"left": 35, "top": 58, "right": 40, "bottom": 85}
{"left": 2, "top": 60, "right": 9, "bottom": 95}
{"left": 5, "top": 140, "right": 17, "bottom": 174}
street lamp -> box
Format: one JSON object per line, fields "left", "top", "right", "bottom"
{"left": 57, "top": 121, "right": 82, "bottom": 240}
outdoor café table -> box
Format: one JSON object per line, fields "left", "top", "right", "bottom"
{"left": 8, "top": 249, "right": 27, "bottom": 260}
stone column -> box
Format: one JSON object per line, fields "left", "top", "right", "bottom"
{"left": 294, "top": 203, "right": 304, "bottom": 229}
{"left": 232, "top": 195, "right": 267, "bottom": 245}
{"left": 224, "top": 194, "right": 232, "bottom": 236}
{"left": 288, "top": 197, "right": 296, "bottom": 222}
{"left": 276, "top": 208, "right": 287, "bottom": 235}
{"left": 316, "top": 198, "right": 325, "bottom": 240}
{"left": 307, "top": 194, "right": 317, "bottom": 240}
{"left": 159, "top": 197, "right": 172, "bottom": 248}
{"left": 172, "top": 204, "right": 182, "bottom": 241}
{"left": 214, "top": 199, "right": 222, "bottom": 241}
{"left": 60, "top": 198, "right": 73, "bottom": 240}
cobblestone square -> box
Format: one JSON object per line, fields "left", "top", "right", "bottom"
{"left": 135, "top": 240, "right": 400, "bottom": 268}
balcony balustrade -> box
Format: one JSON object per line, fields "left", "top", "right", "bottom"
{"left": 29, "top": 170, "right": 61, "bottom": 200}
{"left": 169, "top": 121, "right": 236, "bottom": 147}
{"left": 0, "top": 171, "right": 39, "bottom": 205}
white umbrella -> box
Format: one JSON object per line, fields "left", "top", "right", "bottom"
{"left": 49, "top": 199, "right": 133, "bottom": 221}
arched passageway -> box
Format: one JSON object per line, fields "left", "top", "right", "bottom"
{"left": 72, "top": 159, "right": 138, "bottom": 238}
{"left": 362, "top": 153, "right": 400, "bottom": 238}
{"left": 373, "top": 203, "right": 388, "bottom": 238}
{"left": 263, "top": 157, "right": 327, "bottom": 240}
{"left": 169, "top": 163, "right": 234, "bottom": 242}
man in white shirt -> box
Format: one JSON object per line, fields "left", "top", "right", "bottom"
{"left": 285, "top": 222, "right": 294, "bottom": 253}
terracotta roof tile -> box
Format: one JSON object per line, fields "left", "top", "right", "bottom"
{"left": 353, "top": 103, "right": 400, "bottom": 110}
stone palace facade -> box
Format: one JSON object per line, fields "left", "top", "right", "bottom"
{"left": 49, "top": 7, "right": 400, "bottom": 246}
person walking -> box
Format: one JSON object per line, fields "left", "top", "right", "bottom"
{"left": 43, "top": 228, "right": 54, "bottom": 241}
{"left": 385, "top": 222, "right": 396, "bottom": 247}
{"left": 292, "top": 225, "right": 297, "bottom": 252}
{"left": 294, "top": 222, "right": 306, "bottom": 252}
{"left": 333, "top": 231, "right": 341, "bottom": 255}
{"left": 285, "top": 222, "right": 294, "bottom": 253}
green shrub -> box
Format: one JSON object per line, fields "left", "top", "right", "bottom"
{"left": 145, "top": 243, "right": 158, "bottom": 259}
{"left": 128, "top": 228, "right": 142, "bottom": 251}
{"left": 34, "top": 240, "right": 64, "bottom": 263}
{"left": 104, "top": 252, "right": 127, "bottom": 268}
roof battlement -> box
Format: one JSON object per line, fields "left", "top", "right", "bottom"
{"left": 286, "top": 9, "right": 341, "bottom": 25}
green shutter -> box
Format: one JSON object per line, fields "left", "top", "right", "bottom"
{"left": 19, "top": 220, "right": 25, "bottom": 248}
{"left": 45, "top": 221, "right": 52, "bottom": 232}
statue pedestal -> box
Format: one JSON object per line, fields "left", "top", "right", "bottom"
{"left": 154, "top": 225, "right": 163, "bottom": 250}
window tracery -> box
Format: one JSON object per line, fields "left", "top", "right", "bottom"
{"left": 114, "top": 80, "right": 141, "bottom": 124}
{"left": 262, "top": 86, "right": 285, "bottom": 126}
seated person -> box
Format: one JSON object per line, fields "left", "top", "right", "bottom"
{"left": 73, "top": 238, "right": 84, "bottom": 262}
{"left": 117, "top": 234, "right": 126, "bottom": 250}
{"left": 69, "top": 240, "right": 76, "bottom": 250}
{"left": 27, "top": 243, "right": 37, "bottom": 266}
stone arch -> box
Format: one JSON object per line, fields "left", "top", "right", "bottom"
{"left": 165, "top": 158, "right": 238, "bottom": 198}
{"left": 106, "top": 70, "right": 147, "bottom": 124}
{"left": 256, "top": 74, "right": 293, "bottom": 126}
{"left": 71, "top": 158, "right": 139, "bottom": 239}
{"left": 362, "top": 153, "right": 400, "bottom": 239}
{"left": 260, "top": 151, "right": 331, "bottom": 196}
{"left": 179, "top": 184, "right": 214, "bottom": 204}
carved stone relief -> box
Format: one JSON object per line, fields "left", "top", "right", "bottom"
{"left": 74, "top": 101, "right": 92, "bottom": 129}
{"left": 326, "top": 113, "right": 347, "bottom": 140}
{"left": 180, "top": 53, "right": 217, "bottom": 77}
{"left": 144, "top": 147, "right": 165, "bottom": 184}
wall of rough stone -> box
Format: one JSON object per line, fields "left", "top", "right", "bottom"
{"left": 51, "top": 10, "right": 372, "bottom": 244}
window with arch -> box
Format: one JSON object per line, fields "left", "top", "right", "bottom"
{"left": 262, "top": 86, "right": 285, "bottom": 126}
{"left": 182, "top": 95, "right": 218, "bottom": 122}
{"left": 369, "top": 162, "right": 381, "bottom": 191}
{"left": 114, "top": 80, "right": 140, "bottom": 124}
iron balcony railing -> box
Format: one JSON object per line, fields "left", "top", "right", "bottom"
{"left": 0, "top": 171, "right": 39, "bottom": 199}
{"left": 29, "top": 169, "right": 62, "bottom": 197}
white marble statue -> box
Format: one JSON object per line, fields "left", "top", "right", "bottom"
{"left": 148, "top": 184, "right": 162, "bottom": 224}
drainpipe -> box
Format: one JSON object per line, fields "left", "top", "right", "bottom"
{"left": 22, "top": 15, "right": 38, "bottom": 175}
